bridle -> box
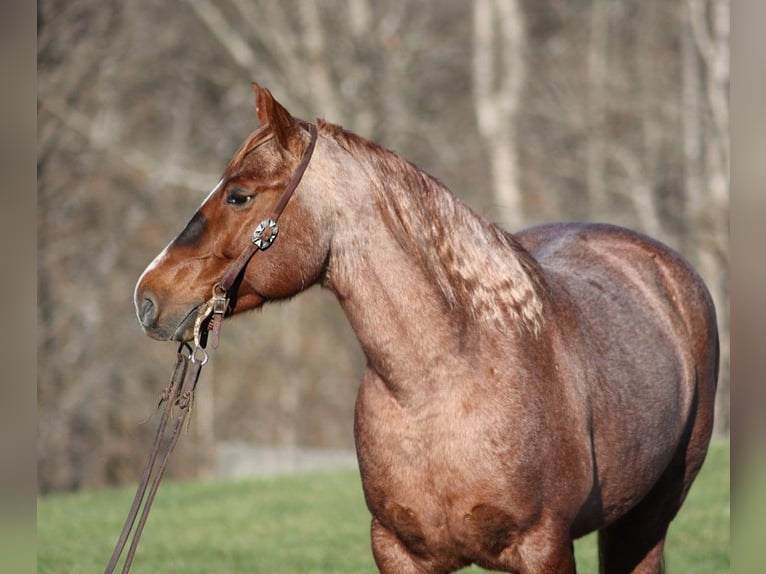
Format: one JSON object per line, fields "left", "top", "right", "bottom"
{"left": 220, "top": 120, "right": 319, "bottom": 294}
{"left": 199, "top": 119, "right": 318, "bottom": 351}
{"left": 105, "top": 120, "right": 318, "bottom": 574}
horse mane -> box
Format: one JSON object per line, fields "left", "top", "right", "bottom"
{"left": 318, "top": 120, "right": 547, "bottom": 334}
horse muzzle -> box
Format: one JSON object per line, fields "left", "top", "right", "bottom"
{"left": 135, "top": 288, "right": 198, "bottom": 342}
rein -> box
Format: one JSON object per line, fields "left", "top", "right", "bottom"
{"left": 105, "top": 121, "right": 318, "bottom": 573}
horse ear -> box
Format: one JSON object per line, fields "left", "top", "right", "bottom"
{"left": 252, "top": 82, "right": 297, "bottom": 151}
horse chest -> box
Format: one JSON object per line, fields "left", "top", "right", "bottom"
{"left": 354, "top": 370, "right": 543, "bottom": 561}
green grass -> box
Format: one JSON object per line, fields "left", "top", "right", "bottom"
{"left": 38, "top": 440, "right": 728, "bottom": 573}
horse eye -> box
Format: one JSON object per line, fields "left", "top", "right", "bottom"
{"left": 225, "top": 189, "right": 254, "bottom": 206}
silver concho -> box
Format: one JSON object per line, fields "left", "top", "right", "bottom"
{"left": 252, "top": 219, "right": 279, "bottom": 250}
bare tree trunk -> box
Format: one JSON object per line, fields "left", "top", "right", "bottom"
{"left": 297, "top": 2, "right": 344, "bottom": 123}
{"left": 690, "top": 0, "right": 729, "bottom": 205}
{"left": 184, "top": 0, "right": 257, "bottom": 73}
{"left": 682, "top": 4, "right": 702, "bottom": 226}
{"left": 348, "top": 0, "right": 371, "bottom": 37}
{"left": 635, "top": 1, "right": 666, "bottom": 243}
{"left": 586, "top": 0, "right": 609, "bottom": 218}
{"left": 685, "top": 0, "right": 730, "bottom": 435}
{"left": 611, "top": 146, "right": 663, "bottom": 239}
{"left": 472, "top": 0, "right": 526, "bottom": 230}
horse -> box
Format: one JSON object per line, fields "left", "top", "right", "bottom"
{"left": 134, "top": 83, "right": 718, "bottom": 573}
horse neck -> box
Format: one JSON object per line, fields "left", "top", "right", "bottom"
{"left": 319, "top": 128, "right": 546, "bottom": 395}
{"left": 326, "top": 200, "right": 461, "bottom": 395}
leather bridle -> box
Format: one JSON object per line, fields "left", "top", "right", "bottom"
{"left": 105, "top": 120, "right": 318, "bottom": 574}
{"left": 219, "top": 120, "right": 318, "bottom": 294}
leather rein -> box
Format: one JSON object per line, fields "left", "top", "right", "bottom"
{"left": 105, "top": 121, "right": 318, "bottom": 574}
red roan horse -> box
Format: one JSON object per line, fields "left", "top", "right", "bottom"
{"left": 135, "top": 84, "right": 718, "bottom": 573}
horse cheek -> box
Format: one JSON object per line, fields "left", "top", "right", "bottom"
{"left": 275, "top": 211, "right": 329, "bottom": 296}
{"left": 246, "top": 238, "right": 325, "bottom": 300}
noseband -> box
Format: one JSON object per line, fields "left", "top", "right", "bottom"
{"left": 105, "top": 120, "right": 318, "bottom": 574}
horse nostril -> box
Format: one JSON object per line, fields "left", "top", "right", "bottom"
{"left": 138, "top": 290, "right": 159, "bottom": 328}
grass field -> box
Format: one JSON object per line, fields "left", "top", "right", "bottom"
{"left": 38, "top": 439, "right": 729, "bottom": 573}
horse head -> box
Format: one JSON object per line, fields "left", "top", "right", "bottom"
{"left": 134, "top": 84, "right": 330, "bottom": 341}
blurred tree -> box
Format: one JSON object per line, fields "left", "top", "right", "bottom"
{"left": 472, "top": 0, "right": 526, "bottom": 229}
{"left": 683, "top": 0, "right": 730, "bottom": 433}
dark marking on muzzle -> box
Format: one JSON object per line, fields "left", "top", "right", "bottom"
{"left": 172, "top": 211, "right": 207, "bottom": 247}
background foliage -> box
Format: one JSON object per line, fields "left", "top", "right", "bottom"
{"left": 38, "top": 0, "right": 729, "bottom": 492}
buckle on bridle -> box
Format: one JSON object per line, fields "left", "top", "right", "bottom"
{"left": 252, "top": 218, "right": 279, "bottom": 250}
{"left": 191, "top": 285, "right": 229, "bottom": 355}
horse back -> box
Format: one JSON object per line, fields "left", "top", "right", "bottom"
{"left": 515, "top": 221, "right": 718, "bottom": 387}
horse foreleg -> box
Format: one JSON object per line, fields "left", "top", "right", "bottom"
{"left": 510, "top": 518, "right": 577, "bottom": 574}
{"left": 370, "top": 518, "right": 438, "bottom": 574}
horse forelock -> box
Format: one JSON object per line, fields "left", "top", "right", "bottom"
{"left": 321, "top": 121, "right": 547, "bottom": 335}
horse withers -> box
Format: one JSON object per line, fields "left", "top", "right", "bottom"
{"left": 134, "top": 83, "right": 718, "bottom": 573}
